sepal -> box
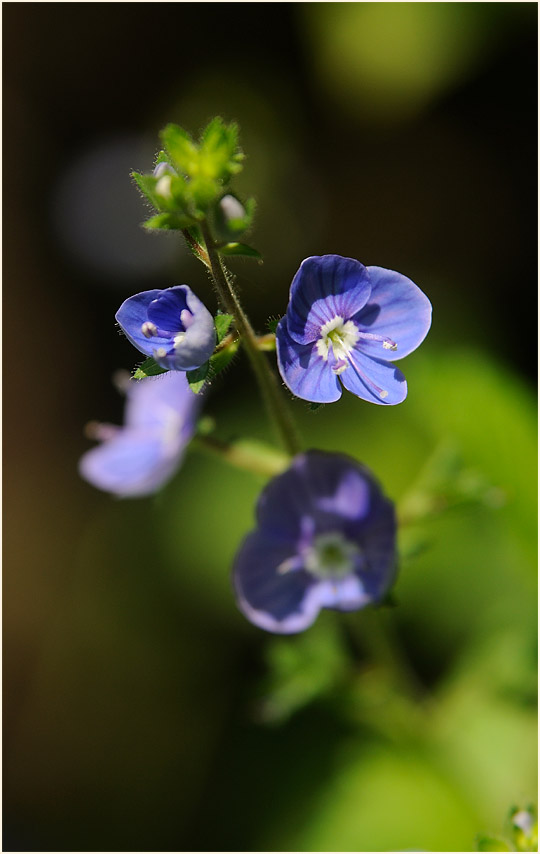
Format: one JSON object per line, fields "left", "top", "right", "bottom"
{"left": 218, "top": 242, "right": 262, "bottom": 260}
{"left": 132, "top": 357, "right": 168, "bottom": 380}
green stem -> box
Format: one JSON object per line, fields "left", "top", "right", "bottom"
{"left": 192, "top": 435, "right": 289, "bottom": 478}
{"left": 200, "top": 220, "right": 301, "bottom": 457}
{"left": 347, "top": 608, "right": 426, "bottom": 702}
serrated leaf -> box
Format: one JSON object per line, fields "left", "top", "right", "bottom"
{"left": 132, "top": 171, "right": 159, "bottom": 203}
{"left": 214, "top": 313, "right": 234, "bottom": 343}
{"left": 160, "top": 124, "right": 199, "bottom": 175}
{"left": 154, "top": 150, "right": 170, "bottom": 167}
{"left": 187, "top": 362, "right": 209, "bottom": 394}
{"left": 200, "top": 117, "right": 243, "bottom": 180}
{"left": 267, "top": 318, "right": 280, "bottom": 334}
{"left": 210, "top": 339, "right": 239, "bottom": 376}
{"left": 132, "top": 357, "right": 168, "bottom": 380}
{"left": 143, "top": 212, "right": 192, "bottom": 231}
{"left": 218, "top": 242, "right": 262, "bottom": 259}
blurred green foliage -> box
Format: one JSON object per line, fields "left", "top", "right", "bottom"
{"left": 145, "top": 345, "right": 536, "bottom": 851}
{"left": 303, "top": 3, "right": 532, "bottom": 123}
{"left": 4, "top": 1, "right": 536, "bottom": 850}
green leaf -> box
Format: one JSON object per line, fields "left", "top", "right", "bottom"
{"left": 309, "top": 402, "right": 324, "bottom": 412}
{"left": 217, "top": 242, "right": 262, "bottom": 260}
{"left": 476, "top": 835, "right": 513, "bottom": 851}
{"left": 154, "top": 149, "right": 170, "bottom": 167}
{"left": 160, "top": 124, "right": 199, "bottom": 175}
{"left": 186, "top": 362, "right": 209, "bottom": 394}
{"left": 257, "top": 614, "right": 349, "bottom": 725}
{"left": 143, "top": 212, "right": 193, "bottom": 231}
{"left": 214, "top": 313, "right": 234, "bottom": 343}
{"left": 132, "top": 171, "right": 159, "bottom": 204}
{"left": 210, "top": 339, "right": 239, "bottom": 376}
{"left": 132, "top": 358, "right": 168, "bottom": 380}
{"left": 267, "top": 317, "right": 280, "bottom": 334}
{"left": 199, "top": 117, "right": 244, "bottom": 182}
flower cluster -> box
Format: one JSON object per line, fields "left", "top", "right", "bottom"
{"left": 80, "top": 120, "right": 432, "bottom": 634}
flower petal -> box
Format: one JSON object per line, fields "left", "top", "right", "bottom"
{"left": 233, "top": 530, "right": 323, "bottom": 634}
{"left": 340, "top": 349, "right": 407, "bottom": 405}
{"left": 355, "top": 266, "right": 432, "bottom": 360}
{"left": 115, "top": 289, "right": 171, "bottom": 357}
{"left": 315, "top": 574, "right": 372, "bottom": 611}
{"left": 256, "top": 451, "right": 383, "bottom": 540}
{"left": 171, "top": 287, "right": 216, "bottom": 370}
{"left": 276, "top": 318, "right": 342, "bottom": 403}
{"left": 126, "top": 372, "right": 201, "bottom": 443}
{"left": 79, "top": 431, "right": 182, "bottom": 497}
{"left": 147, "top": 286, "right": 190, "bottom": 332}
{"left": 287, "top": 255, "right": 371, "bottom": 344}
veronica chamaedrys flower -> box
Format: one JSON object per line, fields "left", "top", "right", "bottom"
{"left": 233, "top": 450, "right": 396, "bottom": 633}
{"left": 116, "top": 285, "right": 216, "bottom": 372}
{"left": 276, "top": 255, "right": 432, "bottom": 404}
{"left": 79, "top": 371, "right": 201, "bottom": 498}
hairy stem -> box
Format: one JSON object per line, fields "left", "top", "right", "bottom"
{"left": 200, "top": 220, "right": 301, "bottom": 457}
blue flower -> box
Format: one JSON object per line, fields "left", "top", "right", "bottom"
{"left": 233, "top": 451, "right": 396, "bottom": 633}
{"left": 79, "top": 371, "right": 202, "bottom": 497}
{"left": 116, "top": 285, "right": 216, "bottom": 371}
{"left": 276, "top": 255, "right": 431, "bottom": 404}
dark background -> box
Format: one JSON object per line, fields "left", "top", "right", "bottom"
{"left": 3, "top": 3, "right": 537, "bottom": 852}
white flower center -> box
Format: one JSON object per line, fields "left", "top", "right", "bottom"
{"left": 303, "top": 532, "right": 361, "bottom": 579}
{"left": 316, "top": 316, "right": 360, "bottom": 364}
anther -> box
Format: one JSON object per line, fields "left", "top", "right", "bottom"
{"left": 332, "top": 359, "right": 348, "bottom": 375}
{"left": 141, "top": 321, "right": 158, "bottom": 338}
{"left": 173, "top": 332, "right": 185, "bottom": 349}
{"left": 358, "top": 331, "right": 397, "bottom": 351}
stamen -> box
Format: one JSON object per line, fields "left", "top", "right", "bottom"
{"left": 317, "top": 317, "right": 360, "bottom": 362}
{"left": 347, "top": 351, "right": 389, "bottom": 400}
{"left": 173, "top": 332, "right": 185, "bottom": 349}
{"left": 358, "top": 331, "right": 397, "bottom": 351}
{"left": 332, "top": 359, "right": 348, "bottom": 375}
{"left": 277, "top": 555, "right": 303, "bottom": 575}
{"left": 141, "top": 321, "right": 158, "bottom": 338}
{"left": 180, "top": 309, "right": 194, "bottom": 329}
{"left": 155, "top": 347, "right": 168, "bottom": 359}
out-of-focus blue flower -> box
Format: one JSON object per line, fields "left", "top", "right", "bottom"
{"left": 233, "top": 450, "right": 396, "bottom": 633}
{"left": 79, "top": 371, "right": 202, "bottom": 497}
{"left": 116, "top": 285, "right": 216, "bottom": 371}
{"left": 276, "top": 255, "right": 431, "bottom": 405}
